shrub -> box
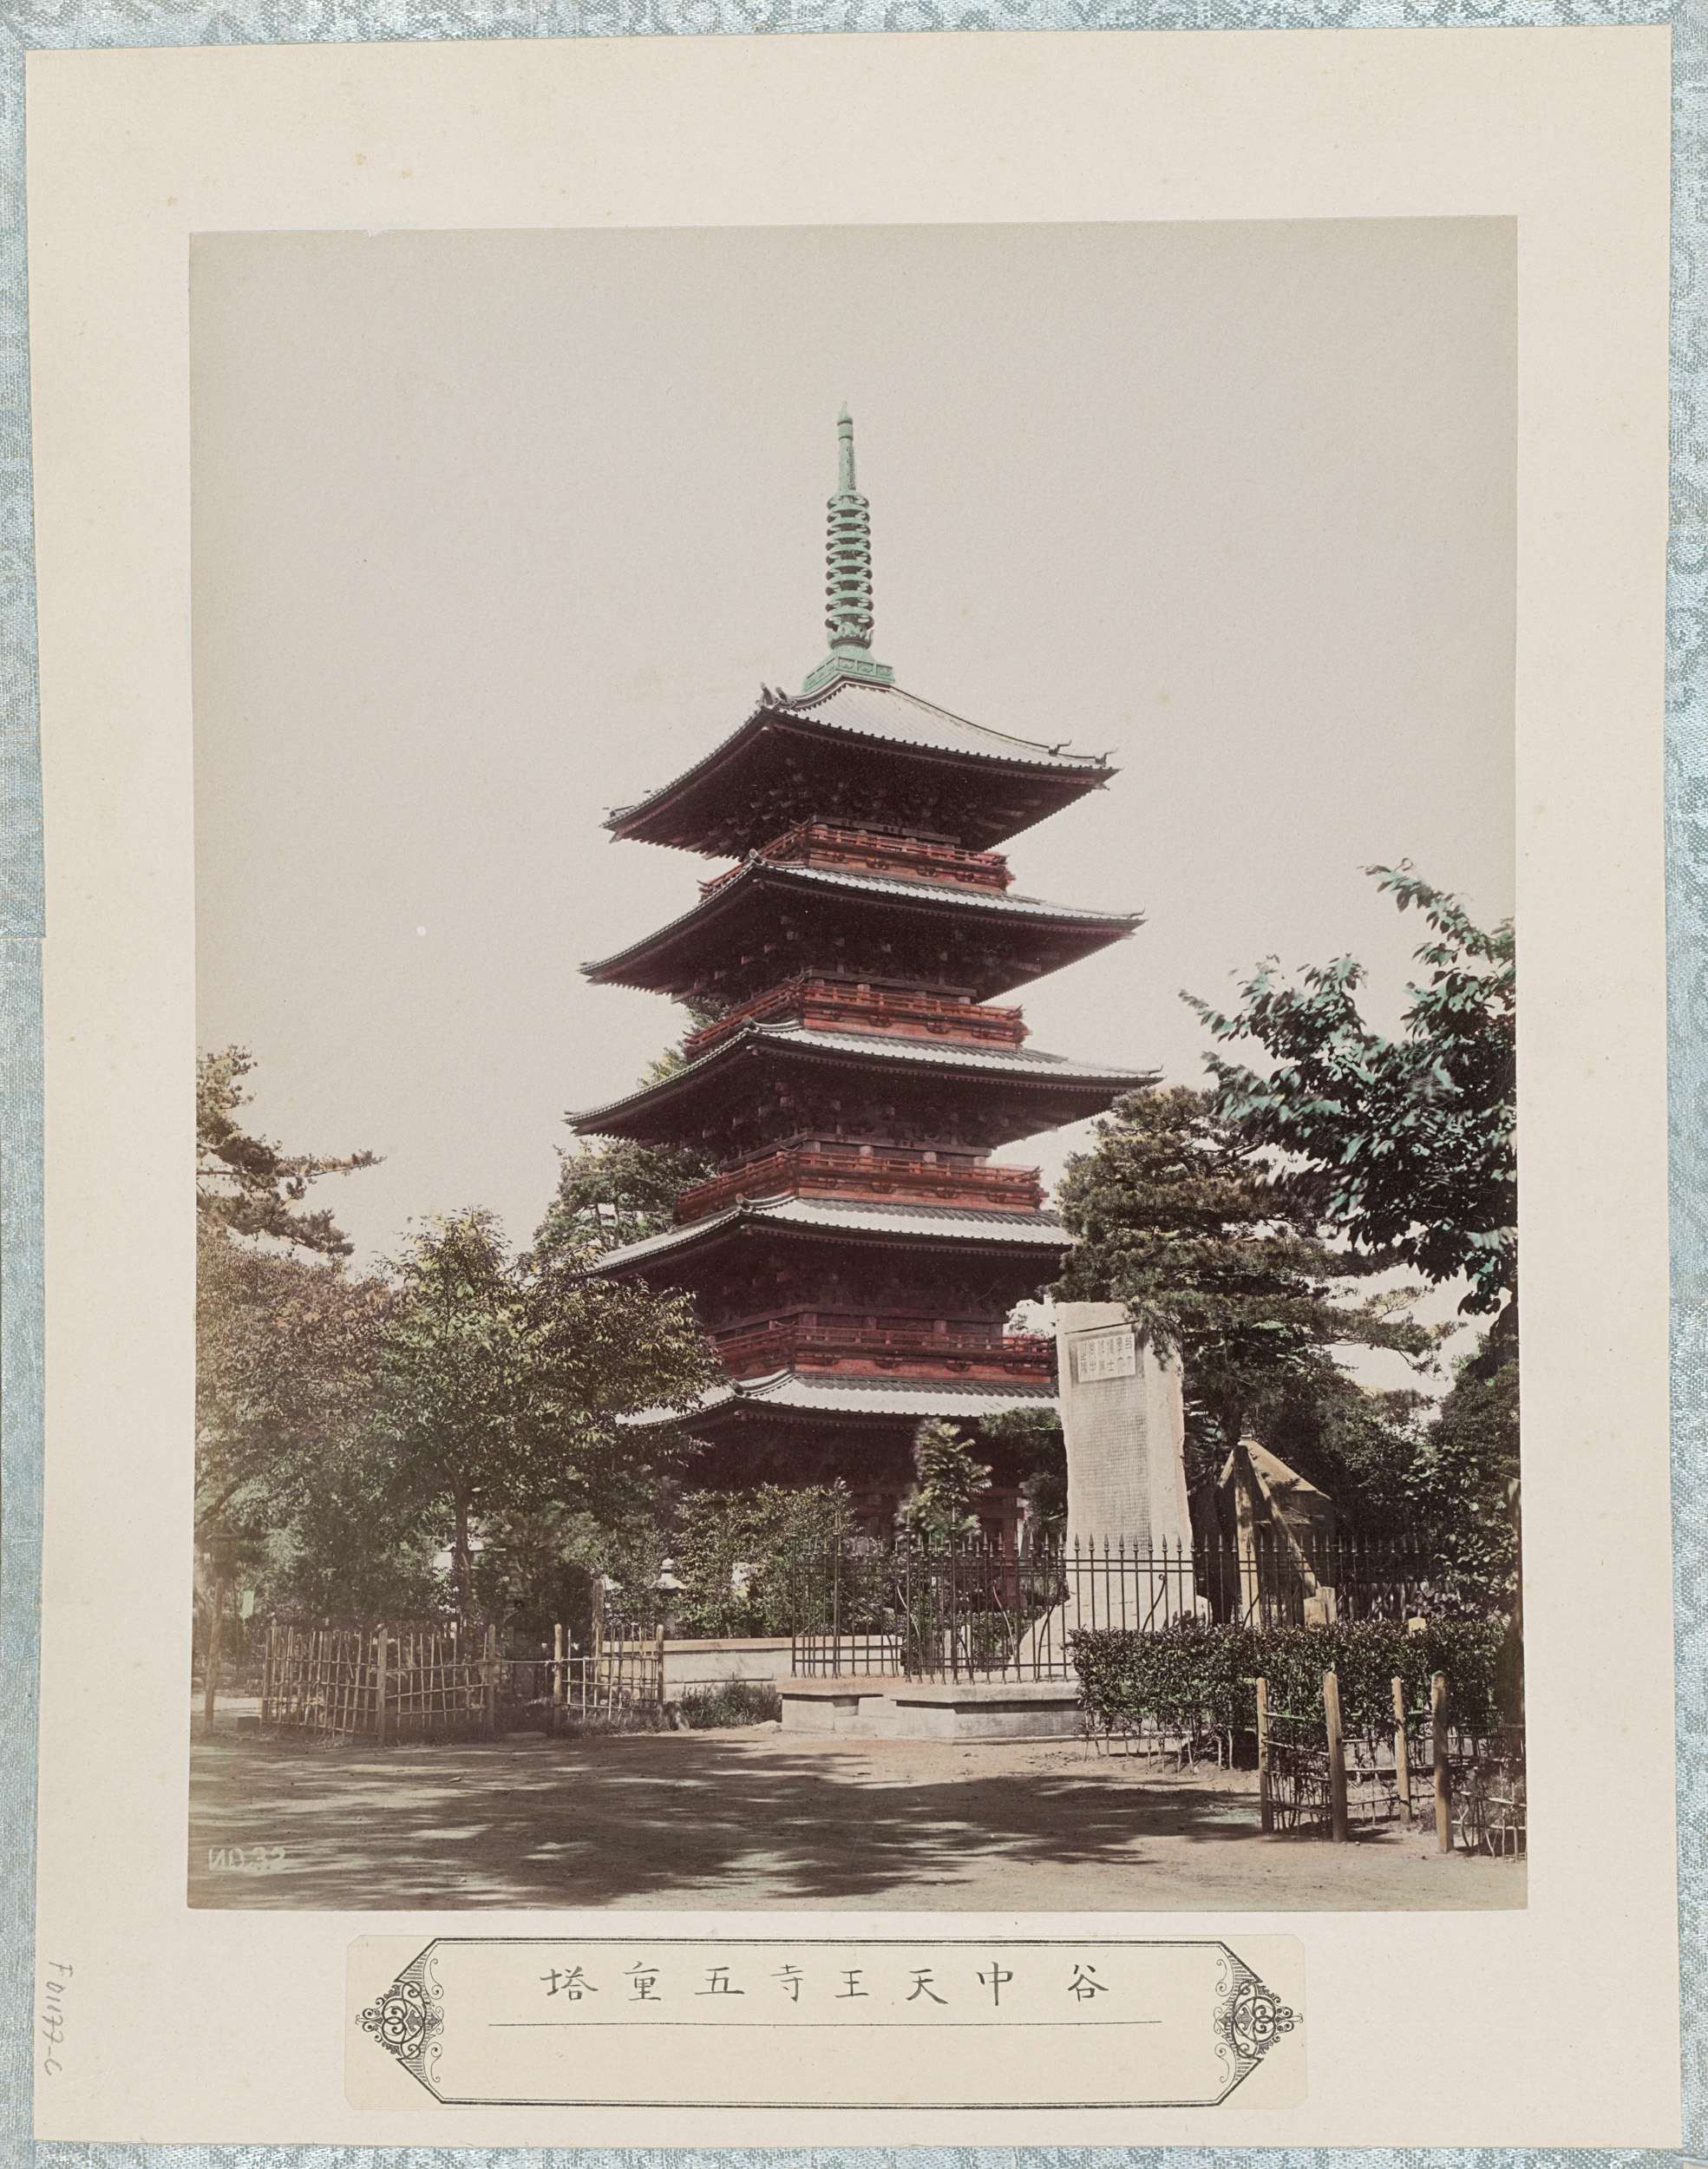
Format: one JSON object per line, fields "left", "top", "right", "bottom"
{"left": 671, "top": 1484, "right": 856, "bottom": 1638}
{"left": 675, "top": 1680, "right": 783, "bottom": 1729}
{"left": 1071, "top": 1615, "right": 1516, "bottom": 1747}
{"left": 556, "top": 1700, "right": 671, "bottom": 1737}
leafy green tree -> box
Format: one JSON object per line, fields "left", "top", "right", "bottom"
{"left": 253, "top": 1462, "right": 445, "bottom": 1621}
{"left": 1189, "top": 866, "right": 1515, "bottom": 1319}
{"left": 194, "top": 1048, "right": 386, "bottom": 1564}
{"left": 534, "top": 1023, "right": 735, "bottom": 1261}
{"left": 1407, "top": 1319, "right": 1521, "bottom": 1612}
{"left": 896, "top": 1419, "right": 993, "bottom": 1544}
{"left": 533, "top": 1136, "right": 712, "bottom": 1261}
{"left": 198, "top": 1045, "right": 378, "bottom": 1256}
{"left": 195, "top": 1222, "right": 389, "bottom": 1547}
{"left": 671, "top": 1484, "right": 857, "bottom": 1636}
{"left": 1249, "top": 1368, "right": 1429, "bottom": 1537}
{"left": 1054, "top": 1084, "right": 1431, "bottom": 1480}
{"left": 374, "top": 1209, "right": 721, "bottom": 1612}
{"left": 978, "top": 1405, "right": 1068, "bottom": 1536}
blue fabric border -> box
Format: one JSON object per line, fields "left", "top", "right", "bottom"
{"left": 0, "top": 5, "right": 1698, "bottom": 2166}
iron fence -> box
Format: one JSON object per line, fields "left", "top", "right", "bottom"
{"left": 788, "top": 1530, "right": 1437, "bottom": 1683}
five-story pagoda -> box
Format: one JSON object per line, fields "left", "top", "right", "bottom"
{"left": 575, "top": 412, "right": 1152, "bottom": 1535}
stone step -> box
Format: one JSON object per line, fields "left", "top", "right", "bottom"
{"left": 779, "top": 1674, "right": 1082, "bottom": 1742}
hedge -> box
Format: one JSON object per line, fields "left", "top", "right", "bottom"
{"left": 1070, "top": 1616, "right": 1519, "bottom": 1745}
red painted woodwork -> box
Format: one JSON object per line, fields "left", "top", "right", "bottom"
{"left": 675, "top": 1143, "right": 1044, "bottom": 1222}
{"left": 715, "top": 1316, "right": 1056, "bottom": 1381}
{"left": 682, "top": 975, "right": 1028, "bottom": 1060}
{"left": 698, "top": 822, "right": 1013, "bottom": 902}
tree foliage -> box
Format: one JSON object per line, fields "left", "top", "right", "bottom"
{"left": 197, "top": 1045, "right": 378, "bottom": 1257}
{"left": 670, "top": 1484, "right": 856, "bottom": 1637}
{"left": 896, "top": 1419, "right": 993, "bottom": 1543}
{"left": 1251, "top": 1370, "right": 1429, "bottom": 1538}
{"left": 533, "top": 1136, "right": 712, "bottom": 1261}
{"left": 194, "top": 1049, "right": 386, "bottom": 1563}
{"left": 978, "top": 1405, "right": 1068, "bottom": 1534}
{"left": 1053, "top": 1084, "right": 1431, "bottom": 1476}
{"left": 195, "top": 1222, "right": 389, "bottom": 1543}
{"left": 373, "top": 1209, "right": 721, "bottom": 1611}
{"left": 1189, "top": 866, "right": 1515, "bottom": 1318}
{"left": 1407, "top": 1320, "right": 1521, "bottom": 1612}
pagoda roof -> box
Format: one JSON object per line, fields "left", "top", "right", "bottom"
{"left": 582, "top": 858, "right": 1140, "bottom": 1002}
{"left": 572, "top": 1020, "right": 1151, "bottom": 1143}
{"left": 585, "top": 1193, "right": 1070, "bottom": 1281}
{"left": 782, "top": 678, "right": 1104, "bottom": 770}
{"left": 604, "top": 682, "right": 1116, "bottom": 857}
{"left": 620, "top": 1367, "right": 1061, "bottom": 1433}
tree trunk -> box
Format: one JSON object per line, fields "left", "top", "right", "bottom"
{"left": 452, "top": 1493, "right": 474, "bottom": 1617}
{"left": 203, "top": 1575, "right": 228, "bottom": 1730}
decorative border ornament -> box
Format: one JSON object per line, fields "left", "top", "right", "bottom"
{"left": 1213, "top": 1944, "right": 1299, "bottom": 2087}
{"left": 357, "top": 1950, "right": 444, "bottom": 2089}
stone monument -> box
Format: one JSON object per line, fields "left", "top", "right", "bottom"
{"left": 1057, "top": 1301, "right": 1196, "bottom": 1552}
{"left": 1053, "top": 1301, "right": 1198, "bottom": 1625}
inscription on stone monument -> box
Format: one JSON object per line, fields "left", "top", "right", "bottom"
{"left": 1070, "top": 1329, "right": 1138, "bottom": 1384}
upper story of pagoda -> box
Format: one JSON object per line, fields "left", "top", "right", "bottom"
{"left": 589, "top": 412, "right": 1138, "bottom": 1023}
{"left": 605, "top": 678, "right": 1118, "bottom": 860}
{"left": 577, "top": 410, "right": 1149, "bottom": 1184}
{"left": 604, "top": 409, "right": 1120, "bottom": 862}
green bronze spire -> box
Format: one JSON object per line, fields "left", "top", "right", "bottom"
{"left": 802, "top": 407, "right": 895, "bottom": 695}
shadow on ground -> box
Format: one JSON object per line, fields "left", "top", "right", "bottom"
{"left": 188, "top": 1726, "right": 1525, "bottom": 1912}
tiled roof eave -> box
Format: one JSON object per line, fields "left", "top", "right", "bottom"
{"left": 582, "top": 1194, "right": 1072, "bottom": 1277}
{"left": 580, "top": 857, "right": 1142, "bottom": 985}
{"left": 570, "top": 1022, "right": 1154, "bottom": 1132}
{"left": 605, "top": 696, "right": 1113, "bottom": 835}
{"left": 618, "top": 1368, "right": 1063, "bottom": 1431}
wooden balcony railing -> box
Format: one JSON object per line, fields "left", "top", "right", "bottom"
{"left": 714, "top": 1318, "right": 1057, "bottom": 1381}
{"left": 677, "top": 1144, "right": 1044, "bottom": 1223}
{"left": 698, "top": 823, "right": 1012, "bottom": 902}
{"left": 682, "top": 975, "right": 1028, "bottom": 1060}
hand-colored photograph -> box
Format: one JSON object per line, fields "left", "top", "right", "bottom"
{"left": 189, "top": 220, "right": 1521, "bottom": 1911}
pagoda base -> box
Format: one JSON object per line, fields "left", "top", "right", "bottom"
{"left": 778, "top": 1675, "right": 1082, "bottom": 1742}
{"left": 628, "top": 1367, "right": 1059, "bottom": 1534}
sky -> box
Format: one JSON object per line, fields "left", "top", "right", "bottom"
{"left": 192, "top": 219, "right": 1515, "bottom": 1379}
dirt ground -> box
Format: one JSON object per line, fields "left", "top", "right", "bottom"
{"left": 189, "top": 1717, "right": 1525, "bottom": 1911}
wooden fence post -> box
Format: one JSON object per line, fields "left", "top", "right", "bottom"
{"left": 203, "top": 1576, "right": 227, "bottom": 1732}
{"left": 1323, "top": 1668, "right": 1349, "bottom": 1844}
{"left": 553, "top": 1622, "right": 566, "bottom": 1724}
{"left": 259, "top": 1621, "right": 274, "bottom": 1727}
{"left": 1256, "top": 1677, "right": 1273, "bottom": 1833}
{"left": 1432, "top": 1671, "right": 1452, "bottom": 1851}
{"left": 1392, "top": 1675, "right": 1412, "bottom": 1825}
{"left": 375, "top": 1628, "right": 389, "bottom": 1744}
{"left": 485, "top": 1622, "right": 500, "bottom": 1738}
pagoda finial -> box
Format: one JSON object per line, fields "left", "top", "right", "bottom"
{"left": 802, "top": 408, "right": 895, "bottom": 695}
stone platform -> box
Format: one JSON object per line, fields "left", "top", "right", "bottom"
{"left": 778, "top": 1675, "right": 1083, "bottom": 1742}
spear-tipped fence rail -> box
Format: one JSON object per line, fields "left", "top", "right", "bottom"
{"left": 788, "top": 1530, "right": 1439, "bottom": 1683}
